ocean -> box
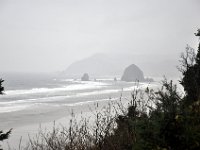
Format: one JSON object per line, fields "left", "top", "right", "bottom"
{"left": 0, "top": 72, "right": 159, "bottom": 129}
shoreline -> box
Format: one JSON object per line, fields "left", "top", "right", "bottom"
{"left": 0, "top": 82, "right": 160, "bottom": 149}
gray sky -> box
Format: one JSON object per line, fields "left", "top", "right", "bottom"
{"left": 0, "top": 0, "right": 200, "bottom": 73}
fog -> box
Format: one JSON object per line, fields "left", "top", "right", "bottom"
{"left": 0, "top": 0, "right": 200, "bottom": 74}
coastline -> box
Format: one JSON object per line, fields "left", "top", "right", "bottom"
{"left": 0, "top": 81, "right": 159, "bottom": 149}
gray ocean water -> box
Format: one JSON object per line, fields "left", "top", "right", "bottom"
{"left": 0, "top": 73, "right": 150, "bottom": 112}
{"left": 0, "top": 72, "right": 159, "bottom": 132}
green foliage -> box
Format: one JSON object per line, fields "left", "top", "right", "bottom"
{"left": 106, "top": 80, "right": 183, "bottom": 150}
{"left": 180, "top": 29, "right": 200, "bottom": 104}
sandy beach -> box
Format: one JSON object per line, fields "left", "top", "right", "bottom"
{"left": 2, "top": 97, "right": 130, "bottom": 149}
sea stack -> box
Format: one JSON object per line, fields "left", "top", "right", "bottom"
{"left": 121, "top": 64, "right": 145, "bottom": 82}
{"left": 81, "top": 73, "right": 89, "bottom": 81}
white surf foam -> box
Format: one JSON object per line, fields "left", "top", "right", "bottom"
{"left": 0, "top": 89, "right": 120, "bottom": 105}
{"left": 1, "top": 83, "right": 155, "bottom": 105}
{"left": 5, "top": 81, "right": 108, "bottom": 96}
{"left": 0, "top": 82, "right": 158, "bottom": 113}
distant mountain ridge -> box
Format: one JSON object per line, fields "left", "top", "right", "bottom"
{"left": 63, "top": 53, "right": 133, "bottom": 78}
{"left": 63, "top": 53, "right": 179, "bottom": 78}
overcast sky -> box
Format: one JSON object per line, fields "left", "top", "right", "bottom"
{"left": 0, "top": 0, "right": 200, "bottom": 73}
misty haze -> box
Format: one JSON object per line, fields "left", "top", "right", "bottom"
{"left": 0, "top": 0, "right": 200, "bottom": 149}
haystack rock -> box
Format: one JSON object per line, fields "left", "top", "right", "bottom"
{"left": 121, "top": 64, "right": 145, "bottom": 82}
{"left": 81, "top": 73, "right": 89, "bottom": 81}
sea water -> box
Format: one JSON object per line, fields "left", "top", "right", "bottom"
{"left": 0, "top": 72, "right": 158, "bottom": 129}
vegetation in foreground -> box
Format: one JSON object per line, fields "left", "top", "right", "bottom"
{"left": 1, "top": 29, "right": 200, "bottom": 150}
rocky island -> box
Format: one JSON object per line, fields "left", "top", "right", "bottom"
{"left": 81, "top": 73, "right": 90, "bottom": 81}
{"left": 121, "top": 64, "right": 153, "bottom": 82}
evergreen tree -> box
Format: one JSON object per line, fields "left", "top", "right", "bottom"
{"left": 180, "top": 29, "right": 200, "bottom": 104}
{"left": 195, "top": 29, "right": 200, "bottom": 65}
{"left": 195, "top": 29, "right": 200, "bottom": 101}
